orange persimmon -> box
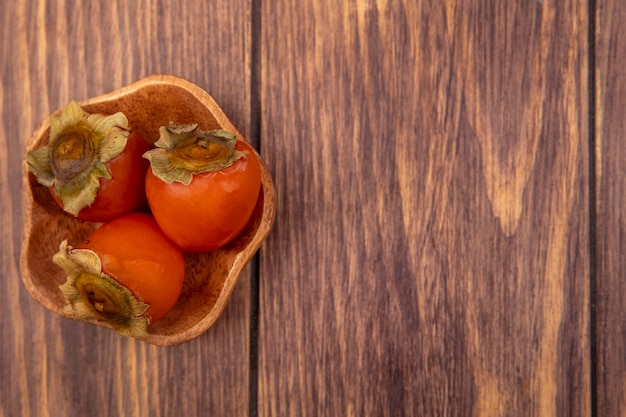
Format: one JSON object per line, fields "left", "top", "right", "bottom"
{"left": 144, "top": 123, "right": 261, "bottom": 253}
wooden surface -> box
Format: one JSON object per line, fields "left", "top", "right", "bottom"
{"left": 595, "top": 0, "right": 626, "bottom": 415}
{"left": 0, "top": 1, "right": 621, "bottom": 416}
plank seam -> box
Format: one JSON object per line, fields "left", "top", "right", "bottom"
{"left": 249, "top": 0, "right": 262, "bottom": 415}
{"left": 587, "top": 0, "right": 599, "bottom": 415}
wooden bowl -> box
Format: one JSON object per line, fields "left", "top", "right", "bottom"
{"left": 20, "top": 75, "right": 275, "bottom": 346}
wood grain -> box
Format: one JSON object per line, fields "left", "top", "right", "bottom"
{"left": 258, "top": 0, "right": 590, "bottom": 416}
{"left": 595, "top": 0, "right": 626, "bottom": 415}
{"left": 1, "top": 1, "right": 253, "bottom": 416}
{"left": 6, "top": 0, "right": 621, "bottom": 415}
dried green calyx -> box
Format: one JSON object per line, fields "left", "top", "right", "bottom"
{"left": 54, "top": 240, "right": 149, "bottom": 338}
{"left": 26, "top": 101, "right": 130, "bottom": 216}
{"left": 143, "top": 123, "right": 244, "bottom": 185}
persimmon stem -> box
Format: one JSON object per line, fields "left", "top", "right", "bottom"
{"left": 54, "top": 240, "right": 150, "bottom": 338}
{"left": 143, "top": 123, "right": 244, "bottom": 185}
{"left": 49, "top": 125, "right": 97, "bottom": 181}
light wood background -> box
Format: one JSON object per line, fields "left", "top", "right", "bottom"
{"left": 1, "top": 1, "right": 622, "bottom": 416}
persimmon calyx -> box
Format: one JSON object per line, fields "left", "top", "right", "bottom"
{"left": 26, "top": 101, "right": 130, "bottom": 216}
{"left": 54, "top": 240, "right": 150, "bottom": 338}
{"left": 143, "top": 123, "right": 244, "bottom": 185}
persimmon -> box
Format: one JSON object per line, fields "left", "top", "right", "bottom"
{"left": 143, "top": 123, "right": 261, "bottom": 253}
{"left": 27, "top": 101, "right": 150, "bottom": 222}
{"left": 54, "top": 212, "right": 185, "bottom": 337}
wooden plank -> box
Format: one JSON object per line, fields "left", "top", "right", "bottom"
{"left": 0, "top": 1, "right": 253, "bottom": 416}
{"left": 258, "top": 0, "right": 590, "bottom": 415}
{"left": 595, "top": 0, "right": 626, "bottom": 415}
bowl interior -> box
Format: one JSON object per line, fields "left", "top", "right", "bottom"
{"left": 21, "top": 76, "right": 275, "bottom": 346}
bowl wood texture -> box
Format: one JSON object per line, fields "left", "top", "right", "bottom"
{"left": 20, "top": 74, "right": 275, "bottom": 346}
